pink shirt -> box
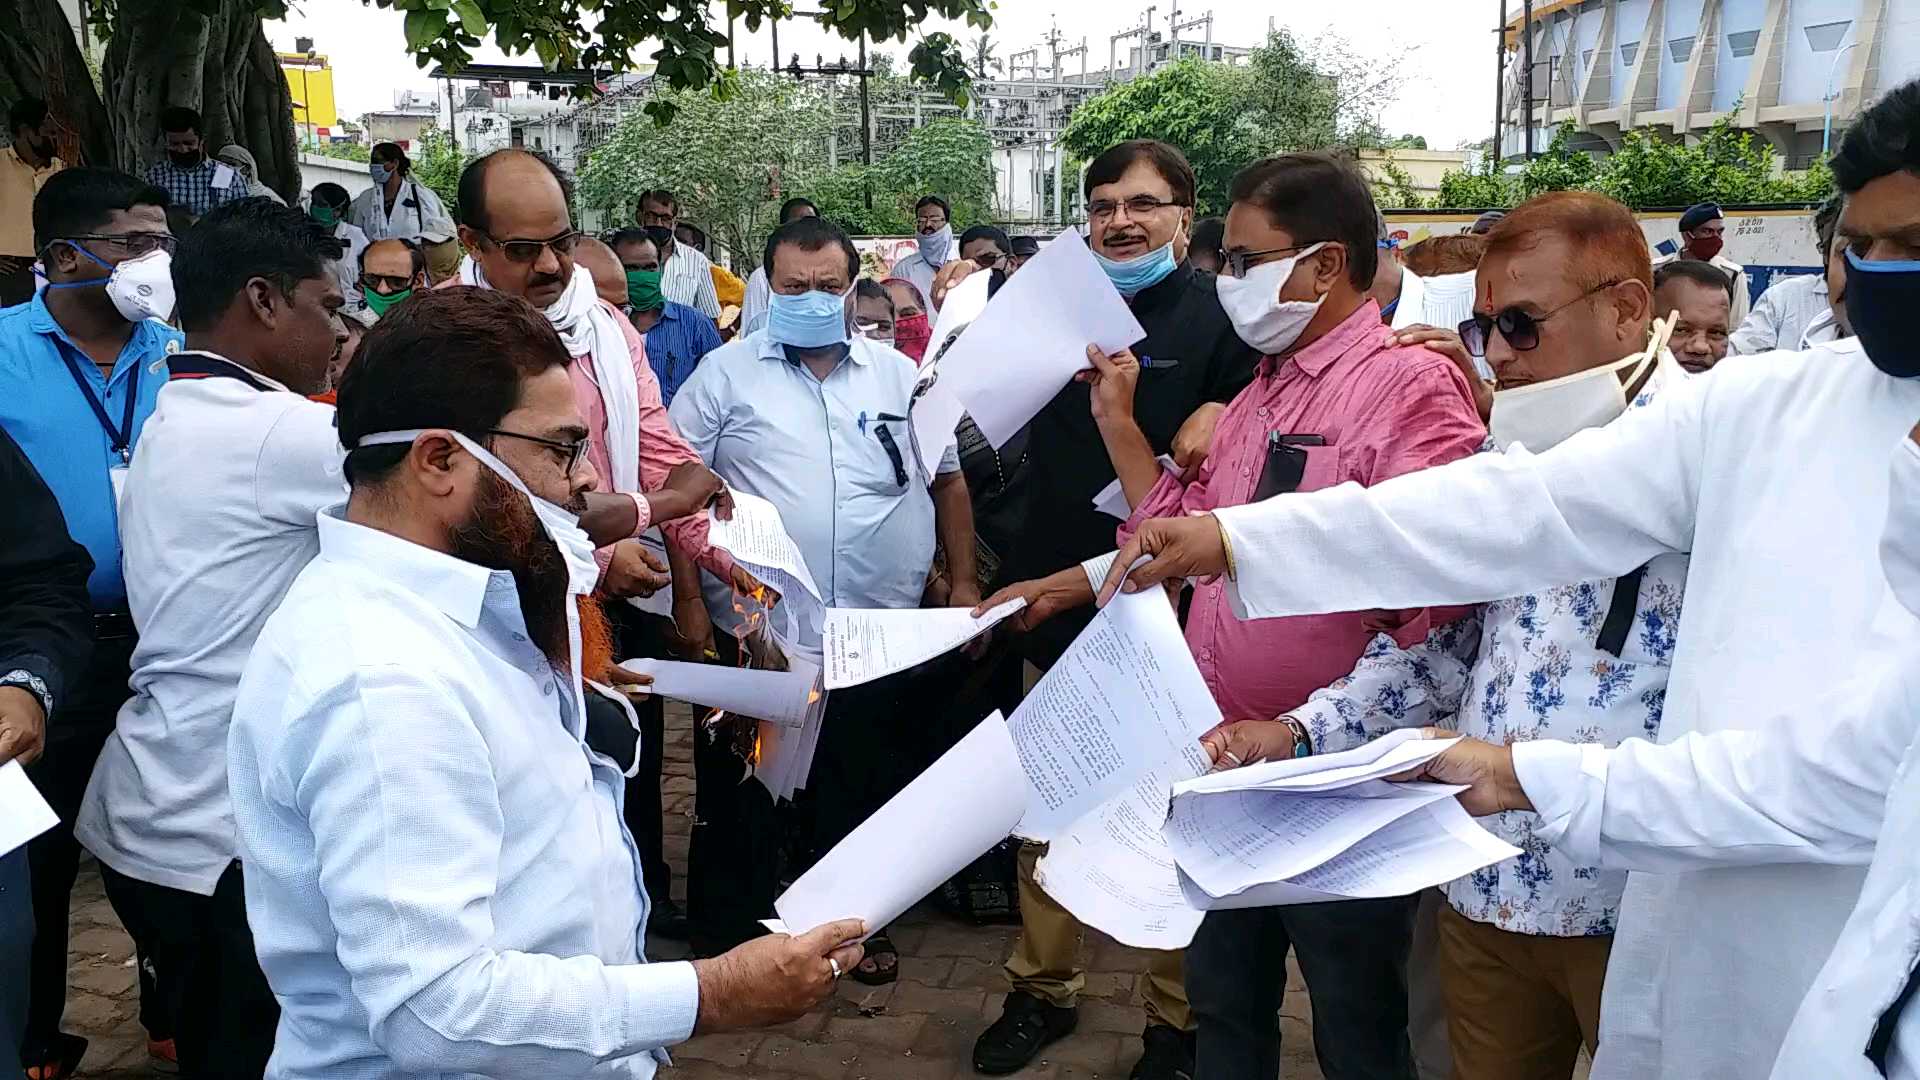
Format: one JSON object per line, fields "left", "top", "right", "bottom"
{"left": 570, "top": 304, "right": 734, "bottom": 579}
{"left": 1120, "top": 300, "right": 1484, "bottom": 723}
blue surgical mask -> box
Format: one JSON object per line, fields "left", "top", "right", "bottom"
{"left": 767, "top": 287, "right": 853, "bottom": 349}
{"left": 1845, "top": 249, "right": 1920, "bottom": 379}
{"left": 1093, "top": 241, "right": 1178, "bottom": 297}
{"left": 369, "top": 162, "right": 394, "bottom": 184}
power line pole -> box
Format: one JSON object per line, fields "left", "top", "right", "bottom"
{"left": 1522, "top": 0, "right": 1535, "bottom": 160}
{"left": 1494, "top": 0, "right": 1505, "bottom": 160}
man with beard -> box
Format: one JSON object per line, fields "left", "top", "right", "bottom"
{"left": 67, "top": 197, "right": 345, "bottom": 1079}
{"left": 226, "top": 285, "right": 865, "bottom": 1079}
{"left": 142, "top": 107, "right": 245, "bottom": 218}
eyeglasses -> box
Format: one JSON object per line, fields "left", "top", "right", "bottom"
{"left": 480, "top": 229, "right": 580, "bottom": 265}
{"left": 1087, "top": 196, "right": 1186, "bottom": 222}
{"left": 970, "top": 250, "right": 1006, "bottom": 269}
{"left": 1458, "top": 280, "right": 1624, "bottom": 355}
{"left": 359, "top": 272, "right": 416, "bottom": 294}
{"left": 63, "top": 232, "right": 176, "bottom": 257}
{"left": 1223, "top": 243, "right": 1318, "bottom": 279}
{"left": 487, "top": 428, "right": 590, "bottom": 475}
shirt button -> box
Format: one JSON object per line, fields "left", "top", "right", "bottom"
{"left": 543, "top": 682, "right": 555, "bottom": 697}
{"left": 512, "top": 632, "right": 527, "bottom": 642}
{"left": 1199, "top": 648, "right": 1213, "bottom": 662}
{"left": 1241, "top": 466, "right": 1252, "bottom": 478}
{"left": 1257, "top": 407, "right": 1269, "bottom": 419}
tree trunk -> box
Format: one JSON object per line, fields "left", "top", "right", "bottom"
{"left": 101, "top": 0, "right": 299, "bottom": 200}
{"left": 0, "top": 0, "right": 115, "bottom": 168}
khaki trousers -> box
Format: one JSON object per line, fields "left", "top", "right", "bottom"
{"left": 1438, "top": 904, "right": 1612, "bottom": 1080}
{"left": 1004, "top": 841, "right": 1193, "bottom": 1030}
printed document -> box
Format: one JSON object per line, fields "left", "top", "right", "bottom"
{"left": 0, "top": 760, "right": 58, "bottom": 857}
{"left": 1033, "top": 765, "right": 1205, "bottom": 950}
{"left": 772, "top": 713, "right": 1026, "bottom": 939}
{"left": 933, "top": 229, "right": 1146, "bottom": 448}
{"left": 822, "top": 598, "right": 1027, "bottom": 688}
{"left": 1008, "top": 584, "right": 1218, "bottom": 842}
{"left": 706, "top": 489, "right": 822, "bottom": 601}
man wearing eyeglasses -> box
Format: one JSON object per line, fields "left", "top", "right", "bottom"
{"left": 0, "top": 166, "right": 182, "bottom": 1079}
{"left": 68, "top": 196, "right": 348, "bottom": 1080}
{"left": 356, "top": 238, "right": 428, "bottom": 321}
{"left": 1090, "top": 76, "right": 1920, "bottom": 1080}
{"left": 451, "top": 151, "right": 756, "bottom": 605}
{"left": 975, "top": 152, "right": 1486, "bottom": 1080}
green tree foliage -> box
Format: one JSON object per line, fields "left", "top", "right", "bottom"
{"left": 408, "top": 124, "right": 468, "bottom": 218}
{"left": 1430, "top": 115, "right": 1833, "bottom": 210}
{"left": 313, "top": 141, "right": 372, "bottom": 163}
{"left": 579, "top": 69, "right": 833, "bottom": 267}
{"left": 808, "top": 117, "right": 994, "bottom": 234}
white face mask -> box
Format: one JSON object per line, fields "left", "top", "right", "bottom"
{"left": 1215, "top": 243, "right": 1327, "bottom": 355}
{"left": 917, "top": 224, "right": 953, "bottom": 266}
{"left": 355, "top": 428, "right": 599, "bottom": 597}
{"left": 1487, "top": 348, "right": 1656, "bottom": 453}
{"left": 48, "top": 246, "right": 176, "bottom": 323}
{"left": 1883, "top": 437, "right": 1920, "bottom": 620}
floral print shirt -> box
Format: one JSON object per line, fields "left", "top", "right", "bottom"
{"left": 1288, "top": 361, "right": 1690, "bottom": 937}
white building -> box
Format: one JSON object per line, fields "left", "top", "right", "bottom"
{"left": 1500, "top": 0, "right": 1920, "bottom": 162}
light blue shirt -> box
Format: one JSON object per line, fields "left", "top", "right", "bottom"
{"left": 668, "top": 329, "right": 958, "bottom": 641}
{"left": 228, "top": 510, "right": 697, "bottom": 1079}
{"left": 0, "top": 294, "right": 178, "bottom": 608}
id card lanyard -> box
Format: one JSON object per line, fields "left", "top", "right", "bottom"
{"left": 55, "top": 342, "right": 139, "bottom": 509}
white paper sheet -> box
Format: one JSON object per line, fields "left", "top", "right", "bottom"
{"left": 705, "top": 489, "right": 822, "bottom": 601}
{"left": 1032, "top": 765, "right": 1205, "bottom": 950}
{"left": 774, "top": 712, "right": 1026, "bottom": 939}
{"left": 621, "top": 654, "right": 820, "bottom": 730}
{"left": 926, "top": 271, "right": 991, "bottom": 364}
{"left": 1179, "top": 799, "right": 1521, "bottom": 909}
{"left": 821, "top": 598, "right": 1027, "bottom": 689}
{"left": 1172, "top": 729, "right": 1458, "bottom": 797}
{"left": 747, "top": 628, "right": 831, "bottom": 801}
{"left": 934, "top": 229, "right": 1146, "bottom": 448}
{"left": 0, "top": 760, "right": 58, "bottom": 857}
{"left": 1092, "top": 455, "right": 1179, "bottom": 520}
{"left": 1008, "top": 584, "right": 1219, "bottom": 842}
{"left": 1165, "top": 780, "right": 1464, "bottom": 899}
{"left": 908, "top": 378, "right": 967, "bottom": 482}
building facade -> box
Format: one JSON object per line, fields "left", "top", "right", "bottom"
{"left": 1499, "top": 0, "right": 1920, "bottom": 162}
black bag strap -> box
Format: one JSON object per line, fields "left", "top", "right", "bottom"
{"left": 1595, "top": 566, "right": 1648, "bottom": 657}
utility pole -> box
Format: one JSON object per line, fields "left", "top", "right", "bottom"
{"left": 1522, "top": 0, "right": 1535, "bottom": 159}
{"left": 858, "top": 33, "right": 872, "bottom": 209}
{"left": 1494, "top": 0, "right": 1505, "bottom": 161}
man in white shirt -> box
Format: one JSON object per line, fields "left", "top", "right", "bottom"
{"left": 348, "top": 142, "right": 457, "bottom": 281}
{"left": 1091, "top": 77, "right": 1920, "bottom": 1080}
{"left": 670, "top": 214, "right": 977, "bottom": 982}
{"left": 73, "top": 196, "right": 352, "bottom": 1078}
{"left": 230, "top": 283, "right": 864, "bottom": 1079}
{"left": 741, "top": 196, "right": 817, "bottom": 335}
{"left": 637, "top": 189, "right": 721, "bottom": 319}
{"left": 885, "top": 194, "right": 955, "bottom": 307}
{"left": 1732, "top": 197, "right": 1843, "bottom": 355}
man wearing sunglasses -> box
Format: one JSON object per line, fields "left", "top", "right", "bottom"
{"left": 356, "top": 237, "right": 427, "bottom": 321}
{"left": 0, "top": 166, "right": 181, "bottom": 1080}
{"left": 1095, "top": 78, "right": 1920, "bottom": 1080}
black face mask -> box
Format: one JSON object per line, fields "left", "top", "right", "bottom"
{"left": 643, "top": 225, "right": 674, "bottom": 249}
{"left": 1845, "top": 248, "right": 1920, "bottom": 379}
{"left": 26, "top": 136, "right": 55, "bottom": 160}
{"left": 167, "top": 148, "right": 203, "bottom": 168}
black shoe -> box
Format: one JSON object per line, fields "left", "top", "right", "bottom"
{"left": 647, "top": 898, "right": 690, "bottom": 941}
{"left": 1129, "top": 1024, "right": 1195, "bottom": 1080}
{"left": 972, "top": 991, "right": 1078, "bottom": 1075}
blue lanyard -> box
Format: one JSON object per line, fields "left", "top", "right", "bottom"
{"left": 55, "top": 341, "right": 140, "bottom": 462}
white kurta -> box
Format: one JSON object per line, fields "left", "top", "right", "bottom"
{"left": 1210, "top": 338, "right": 1920, "bottom": 1079}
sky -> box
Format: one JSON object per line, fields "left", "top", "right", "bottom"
{"left": 265, "top": 0, "right": 1498, "bottom": 150}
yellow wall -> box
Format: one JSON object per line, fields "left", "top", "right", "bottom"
{"left": 279, "top": 56, "right": 337, "bottom": 130}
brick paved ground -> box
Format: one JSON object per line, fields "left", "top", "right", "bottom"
{"left": 59, "top": 704, "right": 1333, "bottom": 1079}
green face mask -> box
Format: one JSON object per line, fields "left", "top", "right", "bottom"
{"left": 311, "top": 205, "right": 339, "bottom": 227}
{"left": 625, "top": 268, "right": 665, "bottom": 312}
{"left": 363, "top": 285, "right": 412, "bottom": 317}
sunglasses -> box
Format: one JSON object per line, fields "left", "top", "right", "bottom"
{"left": 487, "top": 428, "right": 590, "bottom": 475}
{"left": 1458, "top": 280, "right": 1623, "bottom": 355}
{"left": 359, "top": 272, "right": 416, "bottom": 294}
{"left": 481, "top": 229, "right": 581, "bottom": 265}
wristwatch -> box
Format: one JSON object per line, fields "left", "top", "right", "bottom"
{"left": 0, "top": 668, "right": 53, "bottom": 721}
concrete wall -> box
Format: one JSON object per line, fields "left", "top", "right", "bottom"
{"left": 294, "top": 152, "right": 376, "bottom": 203}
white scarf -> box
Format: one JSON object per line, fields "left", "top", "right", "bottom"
{"left": 459, "top": 256, "right": 641, "bottom": 492}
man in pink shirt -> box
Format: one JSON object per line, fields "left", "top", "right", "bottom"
{"left": 982, "top": 153, "right": 1485, "bottom": 1080}
{"left": 447, "top": 149, "right": 764, "bottom": 940}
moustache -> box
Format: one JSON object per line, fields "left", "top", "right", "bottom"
{"left": 1102, "top": 227, "right": 1149, "bottom": 246}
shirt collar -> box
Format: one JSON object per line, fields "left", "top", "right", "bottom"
{"left": 316, "top": 507, "right": 499, "bottom": 629}
{"left": 1267, "top": 299, "right": 1386, "bottom": 379}
{"left": 26, "top": 292, "right": 176, "bottom": 374}
{"left": 652, "top": 302, "right": 681, "bottom": 324}
{"left": 166, "top": 349, "right": 289, "bottom": 392}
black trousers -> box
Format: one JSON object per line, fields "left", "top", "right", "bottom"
{"left": 685, "top": 633, "right": 780, "bottom": 955}
{"left": 1, "top": 848, "right": 29, "bottom": 1079}
{"left": 99, "top": 863, "right": 277, "bottom": 1080}
{"left": 1188, "top": 895, "right": 1421, "bottom": 1080}
{"left": 605, "top": 606, "right": 674, "bottom": 905}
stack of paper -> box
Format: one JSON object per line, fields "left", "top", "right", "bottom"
{"left": 752, "top": 629, "right": 831, "bottom": 802}
{"left": 618, "top": 651, "right": 820, "bottom": 731}
{"left": 1034, "top": 731, "right": 1522, "bottom": 948}
{"left": 705, "top": 488, "right": 824, "bottom": 642}
{"left": 821, "top": 598, "right": 1027, "bottom": 689}
{"left": 769, "top": 713, "right": 1027, "bottom": 941}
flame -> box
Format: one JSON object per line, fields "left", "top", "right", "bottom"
{"left": 807, "top": 688, "right": 822, "bottom": 704}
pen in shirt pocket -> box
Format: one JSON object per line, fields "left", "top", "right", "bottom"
{"left": 1138, "top": 354, "right": 1179, "bottom": 370}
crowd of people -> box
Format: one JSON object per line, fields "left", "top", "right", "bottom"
{"left": 0, "top": 70, "right": 1916, "bottom": 1080}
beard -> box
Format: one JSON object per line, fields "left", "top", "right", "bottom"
{"left": 448, "top": 470, "right": 575, "bottom": 668}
